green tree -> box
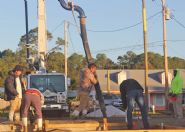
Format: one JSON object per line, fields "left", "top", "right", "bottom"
{"left": 117, "top": 51, "right": 185, "bottom": 69}
{"left": 0, "top": 49, "right": 19, "bottom": 86}
{"left": 1, "top": 49, "right": 14, "bottom": 57}
{"left": 68, "top": 53, "right": 85, "bottom": 89}
{"left": 18, "top": 27, "right": 53, "bottom": 48}
{"left": 46, "top": 52, "right": 65, "bottom": 73}
{"left": 18, "top": 27, "right": 53, "bottom": 60}
{"left": 95, "top": 53, "right": 116, "bottom": 69}
{"left": 46, "top": 37, "right": 65, "bottom": 55}
{"left": 168, "top": 57, "right": 185, "bottom": 69}
{"left": 95, "top": 53, "right": 108, "bottom": 69}
{"left": 56, "top": 37, "right": 65, "bottom": 46}
{"left": 117, "top": 51, "right": 137, "bottom": 69}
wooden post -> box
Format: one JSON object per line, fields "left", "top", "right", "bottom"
{"left": 107, "top": 70, "right": 110, "bottom": 94}
{"left": 142, "top": 0, "right": 149, "bottom": 107}
{"left": 64, "top": 20, "right": 68, "bottom": 77}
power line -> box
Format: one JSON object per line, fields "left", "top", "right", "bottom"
{"left": 168, "top": 44, "right": 185, "bottom": 59}
{"left": 68, "top": 39, "right": 185, "bottom": 55}
{"left": 52, "top": 11, "right": 162, "bottom": 49}
{"left": 91, "top": 40, "right": 185, "bottom": 54}
{"left": 68, "top": 11, "right": 161, "bottom": 33}
{"left": 68, "top": 26, "right": 76, "bottom": 53}
{"left": 171, "top": 15, "right": 185, "bottom": 29}
{"left": 92, "top": 43, "right": 163, "bottom": 54}
{"left": 71, "top": 0, "right": 81, "bottom": 35}
{"left": 166, "top": 39, "right": 185, "bottom": 42}
{"left": 87, "top": 11, "right": 161, "bottom": 33}
{"left": 51, "top": 20, "right": 64, "bottom": 33}
{"left": 92, "top": 45, "right": 163, "bottom": 55}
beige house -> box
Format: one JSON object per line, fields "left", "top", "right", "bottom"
{"left": 96, "top": 69, "right": 185, "bottom": 110}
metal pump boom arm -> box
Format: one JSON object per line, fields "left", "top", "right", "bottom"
{"left": 58, "top": 0, "right": 107, "bottom": 119}
{"left": 58, "top": 0, "right": 92, "bottom": 63}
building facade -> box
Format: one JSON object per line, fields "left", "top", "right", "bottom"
{"left": 96, "top": 69, "right": 185, "bottom": 110}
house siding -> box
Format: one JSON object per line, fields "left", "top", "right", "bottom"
{"left": 96, "top": 69, "right": 185, "bottom": 111}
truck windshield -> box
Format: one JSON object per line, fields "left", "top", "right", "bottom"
{"left": 30, "top": 75, "right": 65, "bottom": 93}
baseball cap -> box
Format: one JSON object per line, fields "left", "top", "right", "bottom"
{"left": 13, "top": 65, "right": 23, "bottom": 72}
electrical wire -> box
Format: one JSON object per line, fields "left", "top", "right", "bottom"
{"left": 92, "top": 43, "right": 163, "bottom": 54}
{"left": 87, "top": 11, "right": 161, "bottom": 33}
{"left": 50, "top": 10, "right": 161, "bottom": 42}
{"left": 168, "top": 44, "right": 185, "bottom": 59}
{"left": 171, "top": 15, "right": 185, "bottom": 29}
{"left": 71, "top": 0, "right": 81, "bottom": 35}
{"left": 51, "top": 21, "right": 64, "bottom": 33}
{"left": 91, "top": 40, "right": 185, "bottom": 54}
{"left": 67, "top": 39, "right": 185, "bottom": 55}
{"left": 68, "top": 11, "right": 161, "bottom": 33}
{"left": 68, "top": 26, "right": 76, "bottom": 53}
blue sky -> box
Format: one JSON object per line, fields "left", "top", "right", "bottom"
{"left": 0, "top": 0, "right": 185, "bottom": 62}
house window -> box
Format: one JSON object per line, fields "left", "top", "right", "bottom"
{"left": 154, "top": 94, "right": 165, "bottom": 106}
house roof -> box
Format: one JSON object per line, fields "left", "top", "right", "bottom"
{"left": 96, "top": 69, "right": 185, "bottom": 93}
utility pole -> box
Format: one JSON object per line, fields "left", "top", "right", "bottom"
{"left": 24, "top": 0, "right": 29, "bottom": 64}
{"left": 64, "top": 20, "right": 68, "bottom": 77}
{"left": 161, "top": 0, "right": 169, "bottom": 107}
{"left": 142, "top": 0, "right": 149, "bottom": 107}
{"left": 107, "top": 70, "right": 110, "bottom": 94}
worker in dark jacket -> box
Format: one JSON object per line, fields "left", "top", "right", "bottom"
{"left": 21, "top": 88, "right": 44, "bottom": 132}
{"left": 4, "top": 65, "right": 25, "bottom": 121}
{"left": 120, "top": 79, "right": 149, "bottom": 129}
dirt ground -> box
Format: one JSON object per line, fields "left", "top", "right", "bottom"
{"left": 1, "top": 113, "right": 185, "bottom": 131}
{"left": 86, "top": 116, "right": 185, "bottom": 130}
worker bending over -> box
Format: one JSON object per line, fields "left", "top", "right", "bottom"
{"left": 120, "top": 79, "right": 149, "bottom": 129}
{"left": 21, "top": 88, "right": 44, "bottom": 132}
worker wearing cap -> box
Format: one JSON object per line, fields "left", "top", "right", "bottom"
{"left": 71, "top": 63, "right": 97, "bottom": 117}
{"left": 4, "top": 65, "right": 25, "bottom": 121}
{"left": 21, "top": 88, "right": 44, "bottom": 132}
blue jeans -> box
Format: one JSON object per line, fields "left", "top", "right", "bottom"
{"left": 127, "top": 89, "right": 149, "bottom": 129}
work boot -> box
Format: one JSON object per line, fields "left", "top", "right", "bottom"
{"left": 9, "top": 111, "right": 14, "bottom": 122}
{"left": 70, "top": 110, "right": 80, "bottom": 119}
{"left": 37, "top": 118, "right": 43, "bottom": 131}
{"left": 15, "top": 113, "right": 20, "bottom": 122}
{"left": 32, "top": 124, "right": 37, "bottom": 132}
{"left": 81, "top": 109, "right": 87, "bottom": 119}
{"left": 33, "top": 118, "right": 43, "bottom": 132}
{"left": 22, "top": 117, "right": 28, "bottom": 132}
{"left": 82, "top": 109, "right": 87, "bottom": 116}
{"left": 23, "top": 126, "right": 28, "bottom": 132}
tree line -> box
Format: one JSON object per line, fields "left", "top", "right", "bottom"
{"left": 0, "top": 27, "right": 185, "bottom": 88}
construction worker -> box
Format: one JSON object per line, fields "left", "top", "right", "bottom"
{"left": 169, "top": 69, "right": 183, "bottom": 119}
{"left": 120, "top": 79, "right": 149, "bottom": 129}
{"left": 21, "top": 88, "right": 44, "bottom": 132}
{"left": 4, "top": 65, "right": 25, "bottom": 121}
{"left": 71, "top": 63, "right": 97, "bottom": 117}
